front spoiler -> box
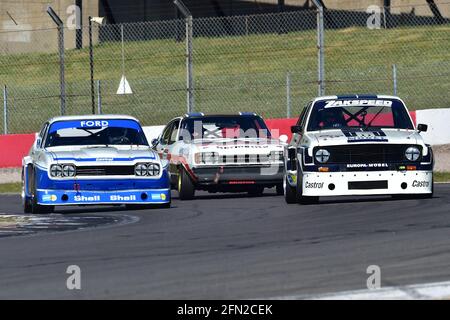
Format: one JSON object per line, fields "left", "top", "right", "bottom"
{"left": 287, "top": 170, "right": 433, "bottom": 196}
{"left": 35, "top": 188, "right": 171, "bottom": 206}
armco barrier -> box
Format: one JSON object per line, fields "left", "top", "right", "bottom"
{"left": 0, "top": 109, "right": 448, "bottom": 169}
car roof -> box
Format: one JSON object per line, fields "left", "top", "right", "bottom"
{"left": 47, "top": 114, "right": 140, "bottom": 124}
{"left": 312, "top": 94, "right": 403, "bottom": 103}
{"left": 182, "top": 112, "right": 259, "bottom": 119}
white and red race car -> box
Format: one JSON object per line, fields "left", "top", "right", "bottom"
{"left": 284, "top": 95, "right": 434, "bottom": 204}
{"left": 152, "top": 113, "right": 287, "bottom": 200}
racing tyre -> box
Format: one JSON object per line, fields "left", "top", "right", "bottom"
{"left": 284, "top": 175, "right": 297, "bottom": 204}
{"left": 296, "top": 171, "right": 319, "bottom": 205}
{"left": 178, "top": 167, "right": 195, "bottom": 200}
{"left": 30, "top": 170, "right": 54, "bottom": 214}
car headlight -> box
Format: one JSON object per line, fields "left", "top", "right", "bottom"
{"left": 405, "top": 146, "right": 421, "bottom": 161}
{"left": 315, "top": 149, "right": 330, "bottom": 163}
{"left": 135, "top": 163, "right": 148, "bottom": 176}
{"left": 50, "top": 164, "right": 63, "bottom": 177}
{"left": 62, "top": 164, "right": 76, "bottom": 177}
{"left": 195, "top": 152, "right": 218, "bottom": 164}
{"left": 269, "top": 151, "right": 284, "bottom": 161}
{"left": 147, "top": 163, "right": 160, "bottom": 176}
{"left": 135, "top": 163, "right": 160, "bottom": 176}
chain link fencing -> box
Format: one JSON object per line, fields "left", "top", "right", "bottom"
{"left": 1, "top": 3, "right": 449, "bottom": 134}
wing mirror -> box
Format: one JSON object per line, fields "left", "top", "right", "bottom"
{"left": 417, "top": 124, "right": 428, "bottom": 133}
{"left": 291, "top": 125, "right": 303, "bottom": 134}
{"left": 151, "top": 138, "right": 159, "bottom": 147}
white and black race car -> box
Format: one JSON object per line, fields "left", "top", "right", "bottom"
{"left": 284, "top": 95, "right": 434, "bottom": 204}
{"left": 152, "top": 113, "right": 286, "bottom": 200}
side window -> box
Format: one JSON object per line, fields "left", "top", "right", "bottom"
{"left": 161, "top": 122, "right": 174, "bottom": 145}
{"left": 37, "top": 123, "right": 48, "bottom": 148}
{"left": 300, "top": 102, "right": 312, "bottom": 129}
{"left": 296, "top": 103, "right": 309, "bottom": 126}
{"left": 168, "top": 119, "right": 180, "bottom": 145}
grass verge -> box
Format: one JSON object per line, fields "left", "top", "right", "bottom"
{"left": 0, "top": 183, "right": 21, "bottom": 194}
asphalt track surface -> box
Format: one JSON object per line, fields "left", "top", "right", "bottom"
{"left": 0, "top": 185, "right": 449, "bottom": 299}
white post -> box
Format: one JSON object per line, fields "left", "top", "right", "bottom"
{"left": 97, "top": 80, "right": 102, "bottom": 114}
{"left": 286, "top": 72, "right": 291, "bottom": 118}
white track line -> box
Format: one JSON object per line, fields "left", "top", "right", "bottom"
{"left": 267, "top": 280, "right": 450, "bottom": 300}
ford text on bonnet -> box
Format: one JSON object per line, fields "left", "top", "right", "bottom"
{"left": 22, "top": 115, "right": 171, "bottom": 214}
{"left": 284, "top": 95, "right": 434, "bottom": 204}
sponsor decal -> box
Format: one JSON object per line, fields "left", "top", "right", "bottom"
{"left": 80, "top": 120, "right": 109, "bottom": 128}
{"left": 325, "top": 100, "right": 392, "bottom": 108}
{"left": 151, "top": 194, "right": 161, "bottom": 200}
{"left": 110, "top": 195, "right": 137, "bottom": 201}
{"left": 305, "top": 182, "right": 324, "bottom": 189}
{"left": 74, "top": 195, "right": 101, "bottom": 202}
{"left": 347, "top": 163, "right": 388, "bottom": 169}
{"left": 42, "top": 194, "right": 57, "bottom": 202}
{"left": 412, "top": 180, "right": 430, "bottom": 188}
{"left": 342, "top": 129, "right": 388, "bottom": 142}
{"left": 95, "top": 157, "right": 114, "bottom": 162}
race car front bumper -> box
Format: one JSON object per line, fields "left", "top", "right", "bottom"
{"left": 35, "top": 188, "right": 171, "bottom": 206}
{"left": 287, "top": 170, "right": 433, "bottom": 197}
{"left": 192, "top": 165, "right": 284, "bottom": 186}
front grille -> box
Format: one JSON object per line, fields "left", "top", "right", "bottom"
{"left": 76, "top": 165, "right": 135, "bottom": 176}
{"left": 314, "top": 144, "right": 422, "bottom": 164}
{"left": 218, "top": 154, "right": 271, "bottom": 164}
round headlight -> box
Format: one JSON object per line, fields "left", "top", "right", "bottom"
{"left": 315, "top": 149, "right": 330, "bottom": 163}
{"left": 50, "top": 164, "right": 63, "bottom": 177}
{"left": 135, "top": 163, "right": 148, "bottom": 176}
{"left": 147, "top": 163, "right": 160, "bottom": 176}
{"left": 405, "top": 146, "right": 420, "bottom": 161}
{"left": 62, "top": 165, "right": 76, "bottom": 177}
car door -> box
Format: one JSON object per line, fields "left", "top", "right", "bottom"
{"left": 156, "top": 120, "right": 176, "bottom": 158}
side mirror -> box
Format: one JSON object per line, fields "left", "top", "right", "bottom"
{"left": 291, "top": 125, "right": 302, "bottom": 134}
{"left": 35, "top": 138, "right": 41, "bottom": 148}
{"left": 151, "top": 138, "right": 159, "bottom": 147}
{"left": 417, "top": 124, "right": 428, "bottom": 133}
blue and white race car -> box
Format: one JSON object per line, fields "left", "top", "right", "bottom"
{"left": 22, "top": 115, "right": 171, "bottom": 213}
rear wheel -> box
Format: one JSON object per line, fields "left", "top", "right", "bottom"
{"left": 178, "top": 167, "right": 195, "bottom": 200}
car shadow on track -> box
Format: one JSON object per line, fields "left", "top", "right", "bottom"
{"left": 310, "top": 195, "right": 436, "bottom": 206}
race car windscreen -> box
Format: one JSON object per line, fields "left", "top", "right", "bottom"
{"left": 45, "top": 119, "right": 149, "bottom": 147}
{"left": 307, "top": 99, "right": 414, "bottom": 131}
{"left": 181, "top": 116, "right": 271, "bottom": 141}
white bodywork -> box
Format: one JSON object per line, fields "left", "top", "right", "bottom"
{"left": 286, "top": 95, "right": 434, "bottom": 197}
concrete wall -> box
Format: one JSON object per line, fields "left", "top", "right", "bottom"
{"left": 0, "top": 0, "right": 99, "bottom": 54}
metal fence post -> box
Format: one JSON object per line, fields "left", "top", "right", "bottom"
{"left": 312, "top": 0, "right": 325, "bottom": 96}
{"left": 186, "top": 15, "right": 194, "bottom": 113}
{"left": 97, "top": 80, "right": 102, "bottom": 114}
{"left": 47, "top": 7, "right": 66, "bottom": 115}
{"left": 3, "top": 85, "right": 8, "bottom": 135}
{"left": 392, "top": 64, "right": 398, "bottom": 95}
{"left": 286, "top": 72, "right": 291, "bottom": 118}
{"left": 174, "top": 0, "right": 194, "bottom": 113}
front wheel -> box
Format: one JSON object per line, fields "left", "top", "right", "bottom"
{"left": 178, "top": 167, "right": 195, "bottom": 200}
{"left": 284, "top": 174, "right": 297, "bottom": 204}
{"left": 30, "top": 171, "right": 54, "bottom": 214}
